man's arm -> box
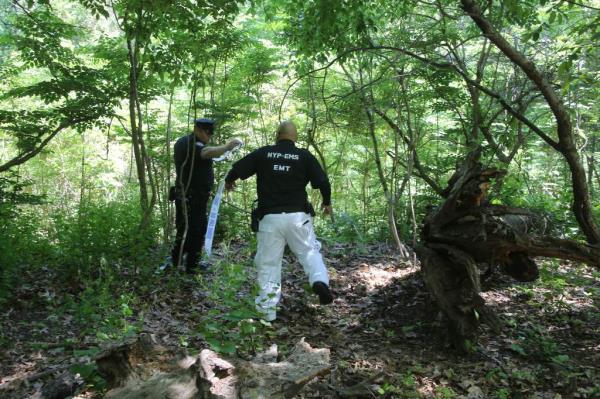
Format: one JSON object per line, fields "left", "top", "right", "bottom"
{"left": 306, "top": 153, "right": 332, "bottom": 214}
{"left": 225, "top": 149, "right": 259, "bottom": 190}
{"left": 224, "top": 169, "right": 239, "bottom": 191}
{"left": 317, "top": 180, "right": 332, "bottom": 215}
{"left": 200, "top": 138, "right": 242, "bottom": 160}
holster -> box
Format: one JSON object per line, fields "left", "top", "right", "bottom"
{"left": 251, "top": 200, "right": 262, "bottom": 232}
{"left": 170, "top": 185, "right": 209, "bottom": 202}
{"left": 168, "top": 186, "right": 177, "bottom": 202}
{"left": 305, "top": 202, "right": 316, "bottom": 217}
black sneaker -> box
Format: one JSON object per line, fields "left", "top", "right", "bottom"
{"left": 312, "top": 282, "right": 333, "bottom": 305}
{"left": 186, "top": 260, "right": 210, "bottom": 274}
{"left": 199, "top": 260, "right": 211, "bottom": 270}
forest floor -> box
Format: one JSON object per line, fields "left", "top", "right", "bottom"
{"left": 1, "top": 242, "right": 599, "bottom": 398}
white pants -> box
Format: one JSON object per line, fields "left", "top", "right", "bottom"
{"left": 254, "top": 212, "right": 329, "bottom": 321}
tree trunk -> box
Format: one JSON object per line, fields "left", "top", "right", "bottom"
{"left": 417, "top": 148, "right": 600, "bottom": 349}
{"left": 586, "top": 136, "right": 596, "bottom": 197}
{"left": 127, "top": 37, "right": 150, "bottom": 224}
{"left": 163, "top": 88, "right": 175, "bottom": 244}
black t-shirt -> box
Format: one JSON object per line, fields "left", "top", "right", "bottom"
{"left": 225, "top": 140, "right": 331, "bottom": 210}
{"left": 174, "top": 134, "right": 214, "bottom": 196}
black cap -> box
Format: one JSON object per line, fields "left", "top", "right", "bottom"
{"left": 194, "top": 118, "right": 216, "bottom": 134}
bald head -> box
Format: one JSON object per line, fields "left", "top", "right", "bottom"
{"left": 276, "top": 120, "right": 298, "bottom": 142}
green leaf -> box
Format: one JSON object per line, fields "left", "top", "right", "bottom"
{"left": 240, "top": 322, "right": 256, "bottom": 335}
{"left": 70, "top": 363, "right": 97, "bottom": 379}
{"left": 73, "top": 347, "right": 100, "bottom": 357}
{"left": 532, "top": 27, "right": 541, "bottom": 41}
{"left": 510, "top": 343, "right": 527, "bottom": 356}
{"left": 220, "top": 341, "right": 237, "bottom": 354}
{"left": 96, "top": 332, "right": 110, "bottom": 341}
{"left": 208, "top": 338, "right": 236, "bottom": 354}
{"left": 551, "top": 354, "right": 569, "bottom": 365}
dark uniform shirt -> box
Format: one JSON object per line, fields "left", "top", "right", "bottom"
{"left": 225, "top": 139, "right": 331, "bottom": 211}
{"left": 174, "top": 134, "right": 214, "bottom": 196}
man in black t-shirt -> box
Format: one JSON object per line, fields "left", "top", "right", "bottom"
{"left": 171, "top": 118, "right": 241, "bottom": 273}
{"left": 225, "top": 120, "right": 333, "bottom": 321}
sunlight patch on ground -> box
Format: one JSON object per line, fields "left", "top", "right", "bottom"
{"left": 0, "top": 359, "right": 42, "bottom": 390}
{"left": 481, "top": 291, "right": 512, "bottom": 304}
{"left": 416, "top": 376, "right": 437, "bottom": 397}
{"left": 352, "top": 263, "right": 418, "bottom": 292}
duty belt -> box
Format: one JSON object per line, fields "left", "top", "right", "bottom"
{"left": 262, "top": 204, "right": 311, "bottom": 215}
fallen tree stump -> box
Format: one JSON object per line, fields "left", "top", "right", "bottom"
{"left": 417, "top": 148, "right": 600, "bottom": 349}
{"left": 96, "top": 335, "right": 330, "bottom": 399}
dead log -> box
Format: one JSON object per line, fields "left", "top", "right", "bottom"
{"left": 97, "top": 336, "right": 330, "bottom": 399}
{"left": 235, "top": 339, "right": 331, "bottom": 398}
{"left": 96, "top": 333, "right": 170, "bottom": 389}
{"left": 39, "top": 371, "right": 84, "bottom": 399}
{"left": 417, "top": 148, "right": 600, "bottom": 349}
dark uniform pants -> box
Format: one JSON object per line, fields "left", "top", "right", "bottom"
{"left": 171, "top": 194, "right": 208, "bottom": 270}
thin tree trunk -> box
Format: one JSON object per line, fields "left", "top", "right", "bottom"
{"left": 588, "top": 136, "right": 597, "bottom": 196}
{"left": 256, "top": 91, "right": 269, "bottom": 144}
{"left": 77, "top": 132, "right": 86, "bottom": 280}
{"left": 448, "top": 36, "right": 490, "bottom": 149}
{"left": 140, "top": 101, "right": 158, "bottom": 224}
{"left": 373, "top": 109, "right": 444, "bottom": 196}
{"left": 0, "top": 117, "right": 94, "bottom": 173}
{"left": 188, "top": 79, "right": 197, "bottom": 128}
{"left": 361, "top": 162, "right": 368, "bottom": 238}
{"left": 595, "top": 162, "right": 600, "bottom": 196}
{"left": 78, "top": 132, "right": 86, "bottom": 226}
{"left": 306, "top": 74, "right": 328, "bottom": 174}
{"left": 342, "top": 61, "right": 409, "bottom": 257}
{"left": 128, "top": 145, "right": 134, "bottom": 184}
{"left": 210, "top": 60, "right": 217, "bottom": 110}
{"left": 164, "top": 88, "right": 175, "bottom": 244}
{"left": 127, "top": 37, "right": 149, "bottom": 221}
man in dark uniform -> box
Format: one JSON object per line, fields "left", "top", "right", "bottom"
{"left": 224, "top": 120, "right": 333, "bottom": 321}
{"left": 171, "top": 118, "right": 242, "bottom": 273}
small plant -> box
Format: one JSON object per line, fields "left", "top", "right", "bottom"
{"left": 376, "top": 372, "right": 420, "bottom": 398}
{"left": 510, "top": 323, "right": 571, "bottom": 370}
{"left": 511, "top": 368, "right": 535, "bottom": 383}
{"left": 65, "top": 281, "right": 142, "bottom": 342}
{"left": 376, "top": 381, "right": 402, "bottom": 396}
{"left": 513, "top": 285, "right": 535, "bottom": 301}
{"left": 435, "top": 385, "right": 457, "bottom": 399}
{"left": 443, "top": 368, "right": 456, "bottom": 380}
{"left": 384, "top": 329, "right": 396, "bottom": 338}
{"left": 398, "top": 372, "right": 419, "bottom": 397}
{"left": 196, "top": 260, "right": 270, "bottom": 356}
{"left": 493, "top": 388, "right": 510, "bottom": 399}
{"left": 70, "top": 362, "right": 107, "bottom": 392}
{"left": 463, "top": 339, "right": 477, "bottom": 353}
{"left": 485, "top": 367, "right": 508, "bottom": 383}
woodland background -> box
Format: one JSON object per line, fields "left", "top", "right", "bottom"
{"left": 1, "top": 0, "right": 599, "bottom": 398}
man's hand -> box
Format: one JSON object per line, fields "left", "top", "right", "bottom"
{"left": 321, "top": 204, "right": 332, "bottom": 215}
{"left": 226, "top": 138, "right": 243, "bottom": 150}
{"left": 225, "top": 180, "right": 236, "bottom": 191}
